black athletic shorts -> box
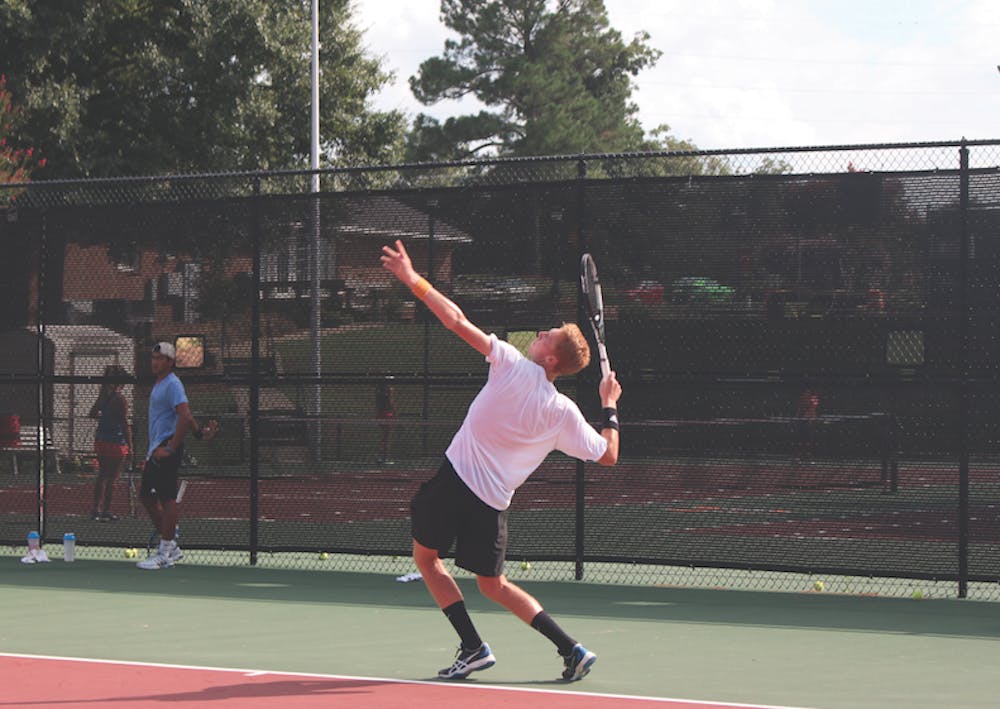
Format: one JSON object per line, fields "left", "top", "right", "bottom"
{"left": 140, "top": 441, "right": 184, "bottom": 502}
{"left": 410, "top": 458, "right": 508, "bottom": 577}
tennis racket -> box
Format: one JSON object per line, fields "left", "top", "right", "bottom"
{"left": 580, "top": 253, "right": 611, "bottom": 378}
{"left": 146, "top": 479, "right": 188, "bottom": 557}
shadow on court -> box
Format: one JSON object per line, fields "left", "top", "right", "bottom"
{"left": 0, "top": 679, "right": 378, "bottom": 707}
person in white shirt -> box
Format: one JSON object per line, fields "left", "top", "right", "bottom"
{"left": 381, "top": 240, "right": 621, "bottom": 682}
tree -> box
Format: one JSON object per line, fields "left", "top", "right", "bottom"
{"left": 0, "top": 0, "right": 407, "bottom": 179}
{"left": 0, "top": 72, "right": 44, "bottom": 186}
{"left": 406, "top": 0, "right": 663, "bottom": 160}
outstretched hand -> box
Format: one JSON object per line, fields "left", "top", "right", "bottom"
{"left": 599, "top": 371, "right": 622, "bottom": 408}
{"left": 381, "top": 240, "right": 417, "bottom": 284}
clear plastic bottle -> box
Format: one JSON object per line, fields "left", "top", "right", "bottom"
{"left": 63, "top": 532, "right": 75, "bottom": 562}
{"left": 27, "top": 530, "right": 40, "bottom": 553}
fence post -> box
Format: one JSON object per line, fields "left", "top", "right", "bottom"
{"left": 249, "top": 176, "right": 262, "bottom": 565}
{"left": 36, "top": 212, "right": 48, "bottom": 538}
{"left": 957, "top": 141, "right": 970, "bottom": 598}
{"left": 575, "top": 157, "right": 588, "bottom": 581}
{"left": 423, "top": 200, "right": 437, "bottom": 455}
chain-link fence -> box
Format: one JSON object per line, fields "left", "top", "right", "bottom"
{"left": 2, "top": 140, "right": 999, "bottom": 599}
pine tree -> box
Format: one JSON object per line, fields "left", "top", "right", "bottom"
{"left": 407, "top": 0, "right": 661, "bottom": 160}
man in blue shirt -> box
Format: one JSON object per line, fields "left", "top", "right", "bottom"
{"left": 137, "top": 341, "right": 218, "bottom": 569}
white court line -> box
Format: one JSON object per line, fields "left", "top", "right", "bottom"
{"left": 0, "top": 652, "right": 814, "bottom": 709}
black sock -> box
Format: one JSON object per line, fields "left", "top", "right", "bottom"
{"left": 443, "top": 601, "right": 482, "bottom": 650}
{"left": 530, "top": 610, "right": 576, "bottom": 656}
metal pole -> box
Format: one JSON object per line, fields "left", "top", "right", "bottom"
{"left": 309, "top": 0, "right": 322, "bottom": 462}
{"left": 575, "top": 158, "right": 587, "bottom": 581}
{"left": 37, "top": 212, "right": 47, "bottom": 537}
{"left": 957, "top": 141, "right": 970, "bottom": 598}
{"left": 250, "top": 177, "right": 262, "bottom": 565}
{"left": 423, "top": 201, "right": 437, "bottom": 454}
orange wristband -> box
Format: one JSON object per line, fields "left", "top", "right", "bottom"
{"left": 412, "top": 277, "right": 432, "bottom": 300}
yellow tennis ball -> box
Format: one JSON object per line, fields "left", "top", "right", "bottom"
{"left": 319, "top": 552, "right": 329, "bottom": 560}
{"left": 813, "top": 580, "right": 825, "bottom": 592}
{"left": 124, "top": 548, "right": 136, "bottom": 558}
{"left": 520, "top": 561, "right": 531, "bottom": 570}
{"left": 912, "top": 590, "right": 924, "bottom": 600}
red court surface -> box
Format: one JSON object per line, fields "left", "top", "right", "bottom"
{"left": 0, "top": 654, "right": 805, "bottom": 709}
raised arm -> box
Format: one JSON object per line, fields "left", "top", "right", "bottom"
{"left": 381, "top": 240, "right": 491, "bottom": 357}
{"left": 596, "top": 371, "right": 622, "bottom": 466}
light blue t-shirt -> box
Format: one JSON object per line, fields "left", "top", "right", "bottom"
{"left": 146, "top": 372, "right": 188, "bottom": 460}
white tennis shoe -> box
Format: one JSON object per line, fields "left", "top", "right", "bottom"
{"left": 438, "top": 643, "right": 496, "bottom": 679}
{"left": 137, "top": 551, "right": 174, "bottom": 570}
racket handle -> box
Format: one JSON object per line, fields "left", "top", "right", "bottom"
{"left": 176, "top": 479, "right": 188, "bottom": 504}
{"left": 597, "top": 342, "right": 611, "bottom": 379}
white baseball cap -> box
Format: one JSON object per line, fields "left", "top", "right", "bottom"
{"left": 152, "top": 341, "right": 176, "bottom": 359}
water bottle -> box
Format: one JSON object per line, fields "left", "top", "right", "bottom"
{"left": 27, "top": 530, "right": 40, "bottom": 553}
{"left": 63, "top": 532, "right": 76, "bottom": 562}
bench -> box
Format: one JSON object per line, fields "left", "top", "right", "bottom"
{"left": 0, "top": 424, "right": 62, "bottom": 476}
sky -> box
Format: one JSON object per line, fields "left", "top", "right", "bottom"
{"left": 353, "top": 0, "right": 999, "bottom": 151}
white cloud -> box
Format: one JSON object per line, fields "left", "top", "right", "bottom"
{"left": 353, "top": 0, "right": 481, "bottom": 117}
{"left": 354, "top": 0, "right": 1000, "bottom": 150}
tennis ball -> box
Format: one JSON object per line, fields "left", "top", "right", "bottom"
{"left": 813, "top": 580, "right": 825, "bottom": 592}
{"left": 318, "top": 552, "right": 329, "bottom": 560}
{"left": 125, "top": 548, "right": 137, "bottom": 558}
{"left": 520, "top": 561, "right": 531, "bottom": 570}
{"left": 912, "top": 590, "right": 924, "bottom": 600}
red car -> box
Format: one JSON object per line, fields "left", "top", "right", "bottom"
{"left": 623, "top": 280, "right": 665, "bottom": 305}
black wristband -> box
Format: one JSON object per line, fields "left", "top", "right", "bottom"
{"left": 602, "top": 407, "right": 619, "bottom": 431}
{"left": 193, "top": 426, "right": 204, "bottom": 440}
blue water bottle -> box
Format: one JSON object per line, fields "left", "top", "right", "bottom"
{"left": 63, "top": 532, "right": 76, "bottom": 562}
{"left": 27, "top": 530, "right": 40, "bottom": 553}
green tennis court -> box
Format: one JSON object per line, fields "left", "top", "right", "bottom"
{"left": 2, "top": 556, "right": 997, "bottom": 708}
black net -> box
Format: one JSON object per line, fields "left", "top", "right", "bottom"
{"left": 2, "top": 141, "right": 999, "bottom": 598}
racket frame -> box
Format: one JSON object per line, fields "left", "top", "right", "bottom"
{"left": 580, "top": 253, "right": 611, "bottom": 378}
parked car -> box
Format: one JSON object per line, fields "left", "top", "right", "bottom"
{"left": 452, "top": 275, "right": 546, "bottom": 303}
{"left": 623, "top": 280, "right": 665, "bottom": 305}
{"left": 669, "top": 277, "right": 735, "bottom": 306}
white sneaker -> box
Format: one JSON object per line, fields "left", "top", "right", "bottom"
{"left": 137, "top": 551, "right": 174, "bottom": 570}
{"left": 437, "top": 643, "right": 496, "bottom": 679}
{"left": 167, "top": 543, "right": 183, "bottom": 563}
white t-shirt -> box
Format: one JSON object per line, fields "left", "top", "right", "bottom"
{"left": 446, "top": 334, "right": 608, "bottom": 510}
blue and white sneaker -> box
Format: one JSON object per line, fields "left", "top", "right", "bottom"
{"left": 437, "top": 642, "right": 496, "bottom": 679}
{"left": 136, "top": 551, "right": 173, "bottom": 570}
{"left": 561, "top": 643, "right": 597, "bottom": 681}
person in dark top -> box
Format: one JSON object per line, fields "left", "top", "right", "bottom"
{"left": 88, "top": 365, "right": 133, "bottom": 521}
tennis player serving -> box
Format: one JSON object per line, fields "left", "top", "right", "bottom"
{"left": 381, "top": 240, "right": 621, "bottom": 681}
